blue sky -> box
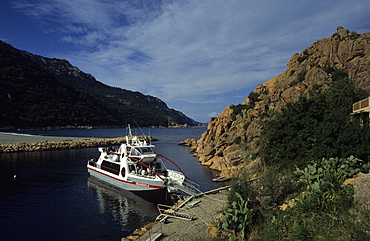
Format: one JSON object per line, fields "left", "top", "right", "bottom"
{"left": 1, "top": 0, "right": 370, "bottom": 123}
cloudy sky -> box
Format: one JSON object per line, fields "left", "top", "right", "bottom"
{"left": 1, "top": 0, "right": 370, "bottom": 122}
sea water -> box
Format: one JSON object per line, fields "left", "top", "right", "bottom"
{"left": 0, "top": 127, "right": 223, "bottom": 241}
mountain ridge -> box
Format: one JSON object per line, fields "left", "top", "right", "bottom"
{"left": 0, "top": 40, "right": 199, "bottom": 129}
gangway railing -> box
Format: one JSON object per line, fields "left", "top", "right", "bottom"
{"left": 169, "top": 178, "right": 202, "bottom": 196}
{"left": 158, "top": 154, "right": 186, "bottom": 176}
{"left": 183, "top": 178, "right": 202, "bottom": 195}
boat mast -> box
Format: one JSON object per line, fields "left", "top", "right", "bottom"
{"left": 126, "top": 124, "right": 133, "bottom": 144}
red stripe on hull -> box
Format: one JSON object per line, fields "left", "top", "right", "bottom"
{"left": 88, "top": 167, "right": 164, "bottom": 189}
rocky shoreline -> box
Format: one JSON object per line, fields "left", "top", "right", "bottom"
{"left": 0, "top": 136, "right": 155, "bottom": 153}
{"left": 178, "top": 27, "right": 370, "bottom": 180}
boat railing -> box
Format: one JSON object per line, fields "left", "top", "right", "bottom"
{"left": 126, "top": 155, "right": 165, "bottom": 181}
{"left": 129, "top": 171, "right": 157, "bottom": 180}
{"left": 158, "top": 154, "right": 186, "bottom": 177}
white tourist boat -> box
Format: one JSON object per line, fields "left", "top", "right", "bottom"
{"left": 87, "top": 127, "right": 200, "bottom": 203}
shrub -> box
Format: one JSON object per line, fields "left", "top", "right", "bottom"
{"left": 223, "top": 192, "right": 256, "bottom": 240}
{"left": 230, "top": 104, "right": 253, "bottom": 120}
{"left": 297, "top": 70, "right": 307, "bottom": 81}
{"left": 243, "top": 122, "right": 250, "bottom": 130}
{"left": 258, "top": 166, "right": 299, "bottom": 210}
{"left": 297, "top": 50, "right": 310, "bottom": 63}
{"left": 248, "top": 91, "right": 260, "bottom": 106}
{"left": 259, "top": 76, "right": 369, "bottom": 170}
{"left": 294, "top": 157, "right": 358, "bottom": 214}
{"left": 294, "top": 156, "right": 370, "bottom": 183}
{"left": 251, "top": 155, "right": 366, "bottom": 240}
{"left": 228, "top": 172, "right": 258, "bottom": 205}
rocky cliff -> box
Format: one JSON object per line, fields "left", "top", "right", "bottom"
{"left": 191, "top": 27, "right": 370, "bottom": 177}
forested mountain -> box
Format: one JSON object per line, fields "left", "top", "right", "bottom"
{"left": 0, "top": 40, "right": 199, "bottom": 129}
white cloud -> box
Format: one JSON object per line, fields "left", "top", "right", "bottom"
{"left": 11, "top": 0, "right": 370, "bottom": 122}
{"left": 208, "top": 112, "right": 219, "bottom": 118}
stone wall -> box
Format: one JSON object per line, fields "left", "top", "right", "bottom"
{"left": 0, "top": 136, "right": 155, "bottom": 153}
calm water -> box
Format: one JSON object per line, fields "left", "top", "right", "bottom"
{"left": 0, "top": 127, "right": 223, "bottom": 241}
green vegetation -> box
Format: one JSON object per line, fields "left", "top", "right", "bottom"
{"left": 297, "top": 50, "right": 311, "bottom": 63}
{"left": 221, "top": 156, "right": 370, "bottom": 240}
{"left": 230, "top": 91, "right": 261, "bottom": 121}
{"left": 294, "top": 156, "right": 370, "bottom": 184}
{"left": 259, "top": 73, "right": 369, "bottom": 169}
{"left": 219, "top": 72, "right": 370, "bottom": 240}
{"left": 223, "top": 192, "right": 256, "bottom": 240}
{"left": 248, "top": 91, "right": 260, "bottom": 106}
{"left": 332, "top": 31, "right": 361, "bottom": 41}
{"left": 297, "top": 70, "right": 307, "bottom": 81}
{"left": 231, "top": 104, "right": 248, "bottom": 121}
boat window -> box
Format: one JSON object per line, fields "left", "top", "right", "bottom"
{"left": 154, "top": 162, "right": 162, "bottom": 172}
{"left": 121, "top": 167, "right": 126, "bottom": 177}
{"left": 137, "top": 147, "right": 155, "bottom": 154}
{"left": 130, "top": 148, "right": 141, "bottom": 156}
{"left": 101, "top": 161, "right": 120, "bottom": 175}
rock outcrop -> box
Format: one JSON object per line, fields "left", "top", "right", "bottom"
{"left": 192, "top": 27, "right": 370, "bottom": 177}
{"left": 344, "top": 173, "right": 370, "bottom": 213}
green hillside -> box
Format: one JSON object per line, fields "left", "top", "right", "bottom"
{"left": 0, "top": 41, "right": 199, "bottom": 129}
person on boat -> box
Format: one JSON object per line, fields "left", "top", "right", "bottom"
{"left": 130, "top": 165, "right": 136, "bottom": 174}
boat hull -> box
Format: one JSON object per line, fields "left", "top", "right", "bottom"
{"left": 87, "top": 167, "right": 171, "bottom": 204}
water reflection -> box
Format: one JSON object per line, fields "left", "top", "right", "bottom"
{"left": 87, "top": 178, "right": 159, "bottom": 231}
{"left": 0, "top": 127, "right": 224, "bottom": 240}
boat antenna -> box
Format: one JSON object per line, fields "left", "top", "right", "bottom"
{"left": 128, "top": 124, "right": 133, "bottom": 136}
{"left": 148, "top": 127, "right": 151, "bottom": 144}
{"left": 132, "top": 119, "right": 150, "bottom": 143}
{"left": 126, "top": 124, "right": 132, "bottom": 144}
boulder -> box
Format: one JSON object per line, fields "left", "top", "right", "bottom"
{"left": 344, "top": 172, "right": 370, "bottom": 209}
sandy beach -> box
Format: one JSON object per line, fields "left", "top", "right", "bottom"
{"left": 0, "top": 132, "right": 91, "bottom": 144}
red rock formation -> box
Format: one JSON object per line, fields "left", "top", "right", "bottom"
{"left": 192, "top": 27, "right": 370, "bottom": 177}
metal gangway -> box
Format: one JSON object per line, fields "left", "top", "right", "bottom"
{"left": 169, "top": 178, "right": 202, "bottom": 196}
{"left": 156, "top": 204, "right": 197, "bottom": 221}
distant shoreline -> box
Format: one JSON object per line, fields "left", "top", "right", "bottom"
{"left": 0, "top": 132, "right": 89, "bottom": 145}
{"left": 0, "top": 134, "right": 157, "bottom": 153}
{"left": 0, "top": 124, "right": 204, "bottom": 133}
